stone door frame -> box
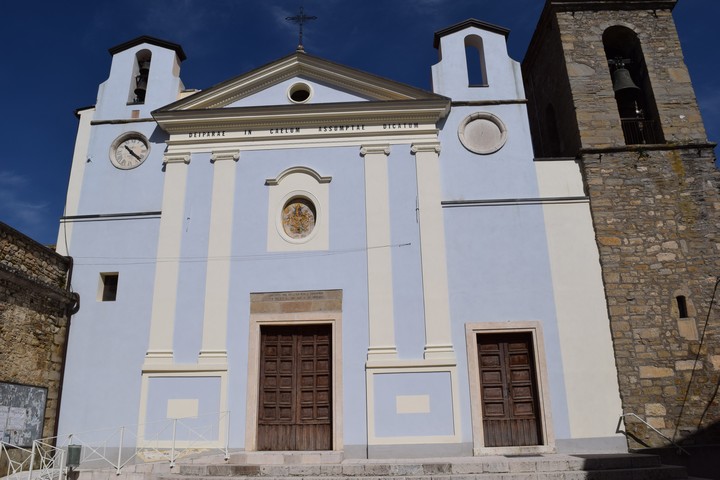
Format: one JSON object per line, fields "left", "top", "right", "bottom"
{"left": 245, "top": 290, "right": 343, "bottom": 452}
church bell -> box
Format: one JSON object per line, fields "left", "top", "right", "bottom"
{"left": 134, "top": 74, "right": 148, "bottom": 101}
{"left": 612, "top": 66, "right": 640, "bottom": 93}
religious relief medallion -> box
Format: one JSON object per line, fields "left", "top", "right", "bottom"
{"left": 458, "top": 112, "right": 508, "bottom": 155}
{"left": 282, "top": 197, "right": 316, "bottom": 239}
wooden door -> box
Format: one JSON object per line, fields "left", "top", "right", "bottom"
{"left": 477, "top": 332, "right": 542, "bottom": 447}
{"left": 258, "top": 325, "right": 332, "bottom": 451}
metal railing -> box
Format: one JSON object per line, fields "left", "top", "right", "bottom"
{"left": 620, "top": 118, "right": 663, "bottom": 145}
{"left": 617, "top": 413, "right": 690, "bottom": 455}
{"left": 1, "top": 442, "right": 33, "bottom": 478}
{"left": 0, "top": 410, "right": 230, "bottom": 480}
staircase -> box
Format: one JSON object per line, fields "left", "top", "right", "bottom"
{"left": 154, "top": 452, "right": 693, "bottom": 480}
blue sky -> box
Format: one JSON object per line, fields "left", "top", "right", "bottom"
{"left": 1, "top": 0, "right": 718, "bottom": 245}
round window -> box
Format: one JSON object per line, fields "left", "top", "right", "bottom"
{"left": 281, "top": 197, "right": 316, "bottom": 239}
{"left": 458, "top": 112, "right": 508, "bottom": 155}
{"left": 288, "top": 82, "right": 313, "bottom": 103}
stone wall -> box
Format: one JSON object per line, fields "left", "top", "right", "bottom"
{"left": 582, "top": 146, "right": 720, "bottom": 447}
{"left": 0, "top": 222, "right": 77, "bottom": 444}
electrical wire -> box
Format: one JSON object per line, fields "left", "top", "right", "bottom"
{"left": 70, "top": 242, "right": 413, "bottom": 266}
{"left": 672, "top": 276, "right": 720, "bottom": 442}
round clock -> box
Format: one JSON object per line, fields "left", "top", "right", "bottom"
{"left": 110, "top": 133, "right": 150, "bottom": 169}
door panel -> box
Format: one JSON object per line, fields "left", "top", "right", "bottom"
{"left": 258, "top": 325, "right": 332, "bottom": 451}
{"left": 477, "top": 332, "right": 542, "bottom": 447}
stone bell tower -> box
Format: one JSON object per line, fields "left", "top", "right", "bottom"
{"left": 523, "top": 0, "right": 720, "bottom": 448}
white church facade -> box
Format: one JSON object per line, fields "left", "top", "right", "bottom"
{"left": 56, "top": 19, "right": 623, "bottom": 457}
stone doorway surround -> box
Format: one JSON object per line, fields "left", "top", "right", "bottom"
{"left": 465, "top": 321, "right": 555, "bottom": 456}
{"left": 245, "top": 290, "right": 343, "bottom": 452}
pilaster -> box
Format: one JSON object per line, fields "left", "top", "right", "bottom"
{"left": 198, "top": 149, "right": 239, "bottom": 365}
{"left": 411, "top": 142, "right": 455, "bottom": 360}
{"left": 144, "top": 152, "right": 191, "bottom": 367}
{"left": 360, "top": 144, "right": 397, "bottom": 361}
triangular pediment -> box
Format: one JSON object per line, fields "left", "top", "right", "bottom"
{"left": 156, "top": 51, "right": 447, "bottom": 112}
{"left": 152, "top": 52, "right": 450, "bottom": 136}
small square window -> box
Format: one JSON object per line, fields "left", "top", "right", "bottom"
{"left": 99, "top": 273, "right": 119, "bottom": 302}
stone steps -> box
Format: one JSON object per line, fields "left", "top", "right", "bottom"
{"left": 157, "top": 453, "right": 689, "bottom": 480}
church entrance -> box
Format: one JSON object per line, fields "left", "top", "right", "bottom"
{"left": 257, "top": 324, "right": 332, "bottom": 451}
{"left": 477, "top": 332, "right": 542, "bottom": 447}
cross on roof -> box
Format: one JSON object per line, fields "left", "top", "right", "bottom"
{"left": 286, "top": 6, "right": 317, "bottom": 51}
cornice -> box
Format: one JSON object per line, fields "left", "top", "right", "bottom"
{"left": 153, "top": 99, "right": 451, "bottom": 134}
{"left": 548, "top": 0, "right": 677, "bottom": 12}
{"left": 265, "top": 166, "right": 332, "bottom": 186}
{"left": 155, "top": 52, "right": 449, "bottom": 113}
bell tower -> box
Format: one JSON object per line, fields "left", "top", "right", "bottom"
{"left": 524, "top": 0, "right": 720, "bottom": 449}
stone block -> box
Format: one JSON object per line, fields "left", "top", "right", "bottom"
{"left": 645, "top": 403, "right": 667, "bottom": 416}
{"left": 639, "top": 366, "right": 674, "bottom": 378}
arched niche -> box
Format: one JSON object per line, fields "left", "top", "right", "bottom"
{"left": 603, "top": 26, "right": 664, "bottom": 145}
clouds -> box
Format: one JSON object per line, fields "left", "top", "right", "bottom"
{"left": 0, "top": 170, "right": 53, "bottom": 243}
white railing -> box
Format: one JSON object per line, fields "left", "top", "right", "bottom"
{"left": 1, "top": 442, "right": 32, "bottom": 478}
{"left": 617, "top": 413, "right": 690, "bottom": 455}
{"left": 1, "top": 411, "right": 230, "bottom": 480}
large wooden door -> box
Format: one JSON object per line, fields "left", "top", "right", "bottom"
{"left": 258, "top": 325, "right": 332, "bottom": 451}
{"left": 477, "top": 332, "right": 542, "bottom": 447}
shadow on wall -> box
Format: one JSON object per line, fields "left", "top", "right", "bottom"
{"left": 639, "top": 421, "right": 720, "bottom": 480}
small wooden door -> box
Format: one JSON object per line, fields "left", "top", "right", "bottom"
{"left": 477, "top": 332, "right": 542, "bottom": 447}
{"left": 258, "top": 325, "right": 332, "bottom": 451}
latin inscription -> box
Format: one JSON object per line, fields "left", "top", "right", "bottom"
{"left": 188, "top": 131, "right": 226, "bottom": 138}
{"left": 187, "top": 122, "right": 422, "bottom": 139}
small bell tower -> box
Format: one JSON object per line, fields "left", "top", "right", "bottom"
{"left": 523, "top": 0, "right": 720, "bottom": 450}
{"left": 94, "top": 36, "right": 187, "bottom": 121}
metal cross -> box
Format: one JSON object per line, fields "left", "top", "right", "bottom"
{"left": 286, "top": 6, "right": 317, "bottom": 50}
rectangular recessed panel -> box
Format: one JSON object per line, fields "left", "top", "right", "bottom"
{"left": 258, "top": 324, "right": 332, "bottom": 451}
{"left": 477, "top": 332, "right": 542, "bottom": 448}
{"left": 481, "top": 371, "right": 503, "bottom": 384}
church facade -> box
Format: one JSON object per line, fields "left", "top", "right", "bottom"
{"left": 55, "top": 0, "right": 717, "bottom": 458}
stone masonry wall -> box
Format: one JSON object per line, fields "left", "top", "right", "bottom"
{"left": 582, "top": 146, "right": 720, "bottom": 448}
{"left": 522, "top": 10, "right": 582, "bottom": 158}
{"left": 0, "top": 222, "right": 76, "bottom": 444}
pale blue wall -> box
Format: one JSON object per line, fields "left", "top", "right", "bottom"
{"left": 145, "top": 377, "right": 222, "bottom": 441}
{"left": 374, "top": 373, "right": 455, "bottom": 437}
{"left": 58, "top": 218, "right": 160, "bottom": 437}
{"left": 387, "top": 146, "right": 425, "bottom": 359}
{"left": 173, "top": 153, "right": 213, "bottom": 364}
{"left": 75, "top": 123, "right": 166, "bottom": 215}
{"left": 227, "top": 76, "right": 372, "bottom": 108}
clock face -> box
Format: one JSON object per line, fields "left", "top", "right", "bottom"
{"left": 110, "top": 134, "right": 149, "bottom": 169}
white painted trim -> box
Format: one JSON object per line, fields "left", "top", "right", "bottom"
{"left": 361, "top": 144, "right": 397, "bottom": 360}
{"left": 411, "top": 142, "right": 455, "bottom": 360}
{"left": 366, "top": 364, "right": 462, "bottom": 445}
{"left": 465, "top": 321, "right": 556, "bottom": 456}
{"left": 244, "top": 309, "right": 343, "bottom": 452}
{"left": 144, "top": 153, "right": 191, "bottom": 366}
{"left": 199, "top": 150, "right": 239, "bottom": 363}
